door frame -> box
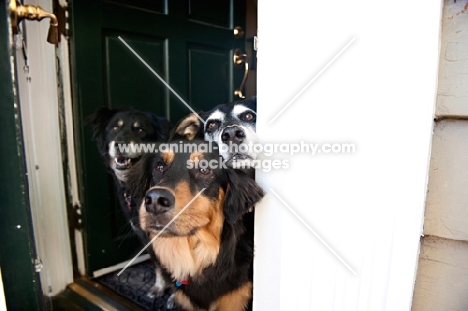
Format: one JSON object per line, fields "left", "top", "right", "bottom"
{"left": 0, "top": 1, "right": 43, "bottom": 309}
{"left": 69, "top": 0, "right": 250, "bottom": 275}
{"left": 13, "top": 0, "right": 74, "bottom": 297}
{"left": 1, "top": 0, "right": 75, "bottom": 305}
{"left": 1, "top": 0, "right": 256, "bottom": 307}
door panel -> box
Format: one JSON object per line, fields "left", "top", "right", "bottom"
{"left": 71, "top": 0, "right": 246, "bottom": 275}
{"left": 105, "top": 33, "right": 168, "bottom": 110}
{"left": 189, "top": 0, "right": 232, "bottom": 27}
{"left": 110, "top": 0, "right": 166, "bottom": 13}
{"left": 188, "top": 45, "right": 232, "bottom": 111}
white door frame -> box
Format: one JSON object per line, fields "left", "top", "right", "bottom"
{"left": 14, "top": 0, "right": 74, "bottom": 296}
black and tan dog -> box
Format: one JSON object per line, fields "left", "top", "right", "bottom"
{"left": 126, "top": 140, "right": 265, "bottom": 311}
{"left": 86, "top": 107, "right": 173, "bottom": 296}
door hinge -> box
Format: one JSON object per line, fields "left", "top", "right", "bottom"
{"left": 68, "top": 203, "right": 83, "bottom": 230}
{"left": 34, "top": 257, "right": 43, "bottom": 272}
{"left": 55, "top": 0, "right": 72, "bottom": 39}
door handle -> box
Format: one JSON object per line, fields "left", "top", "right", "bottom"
{"left": 9, "top": 0, "right": 59, "bottom": 44}
{"left": 233, "top": 49, "right": 249, "bottom": 99}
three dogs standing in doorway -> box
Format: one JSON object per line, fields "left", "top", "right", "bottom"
{"left": 87, "top": 96, "right": 264, "bottom": 311}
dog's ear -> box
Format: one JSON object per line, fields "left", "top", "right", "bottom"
{"left": 148, "top": 113, "right": 173, "bottom": 142}
{"left": 245, "top": 96, "right": 257, "bottom": 111}
{"left": 84, "top": 107, "right": 117, "bottom": 139}
{"left": 84, "top": 107, "right": 118, "bottom": 150}
{"left": 224, "top": 169, "right": 265, "bottom": 224}
{"left": 171, "top": 113, "right": 204, "bottom": 140}
{"left": 236, "top": 96, "right": 257, "bottom": 111}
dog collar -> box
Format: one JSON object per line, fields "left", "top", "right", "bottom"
{"left": 123, "top": 192, "right": 132, "bottom": 210}
{"left": 175, "top": 279, "right": 190, "bottom": 287}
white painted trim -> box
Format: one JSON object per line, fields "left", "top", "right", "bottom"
{"left": 74, "top": 229, "right": 86, "bottom": 277}
{"left": 14, "top": 0, "right": 73, "bottom": 296}
{"left": 59, "top": 33, "right": 81, "bottom": 208}
{"left": 0, "top": 269, "right": 6, "bottom": 311}
{"left": 57, "top": 31, "right": 87, "bottom": 278}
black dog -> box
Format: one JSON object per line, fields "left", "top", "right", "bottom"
{"left": 86, "top": 107, "right": 173, "bottom": 296}
{"left": 86, "top": 107, "right": 172, "bottom": 183}
{"left": 126, "top": 140, "right": 265, "bottom": 310}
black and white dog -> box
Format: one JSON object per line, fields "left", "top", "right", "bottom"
{"left": 172, "top": 97, "right": 259, "bottom": 268}
{"left": 173, "top": 97, "right": 258, "bottom": 170}
{"left": 86, "top": 107, "right": 173, "bottom": 296}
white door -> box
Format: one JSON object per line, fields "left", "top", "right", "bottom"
{"left": 254, "top": 1, "right": 441, "bottom": 310}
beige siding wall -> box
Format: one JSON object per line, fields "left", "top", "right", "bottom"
{"left": 424, "top": 120, "right": 468, "bottom": 241}
{"left": 412, "top": 0, "right": 468, "bottom": 310}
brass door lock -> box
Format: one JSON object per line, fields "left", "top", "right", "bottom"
{"left": 9, "top": 0, "right": 59, "bottom": 44}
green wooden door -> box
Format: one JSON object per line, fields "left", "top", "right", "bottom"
{"left": 71, "top": 0, "right": 247, "bottom": 275}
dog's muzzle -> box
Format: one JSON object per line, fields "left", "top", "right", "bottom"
{"left": 109, "top": 141, "right": 140, "bottom": 170}
{"left": 221, "top": 126, "right": 245, "bottom": 144}
{"left": 145, "top": 188, "right": 174, "bottom": 215}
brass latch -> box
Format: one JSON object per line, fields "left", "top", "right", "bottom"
{"left": 9, "top": 0, "right": 59, "bottom": 44}
{"left": 233, "top": 49, "right": 249, "bottom": 99}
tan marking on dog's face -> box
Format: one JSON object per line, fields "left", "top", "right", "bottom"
{"left": 161, "top": 150, "right": 175, "bottom": 165}
{"left": 189, "top": 151, "right": 204, "bottom": 164}
{"left": 133, "top": 121, "right": 140, "bottom": 128}
{"left": 139, "top": 199, "right": 149, "bottom": 231}
{"left": 210, "top": 281, "right": 253, "bottom": 311}
{"left": 117, "top": 119, "right": 124, "bottom": 127}
{"left": 141, "top": 186, "right": 225, "bottom": 280}
{"left": 169, "top": 182, "right": 223, "bottom": 235}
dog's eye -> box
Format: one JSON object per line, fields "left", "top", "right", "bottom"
{"left": 134, "top": 127, "right": 146, "bottom": 134}
{"left": 112, "top": 126, "right": 119, "bottom": 132}
{"left": 206, "top": 121, "right": 219, "bottom": 131}
{"left": 154, "top": 162, "right": 165, "bottom": 174}
{"left": 199, "top": 167, "right": 211, "bottom": 175}
{"left": 242, "top": 113, "right": 255, "bottom": 122}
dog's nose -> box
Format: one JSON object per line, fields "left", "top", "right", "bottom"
{"left": 145, "top": 188, "right": 174, "bottom": 214}
{"left": 221, "top": 126, "right": 245, "bottom": 144}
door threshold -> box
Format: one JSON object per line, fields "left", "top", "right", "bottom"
{"left": 51, "top": 278, "right": 146, "bottom": 311}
